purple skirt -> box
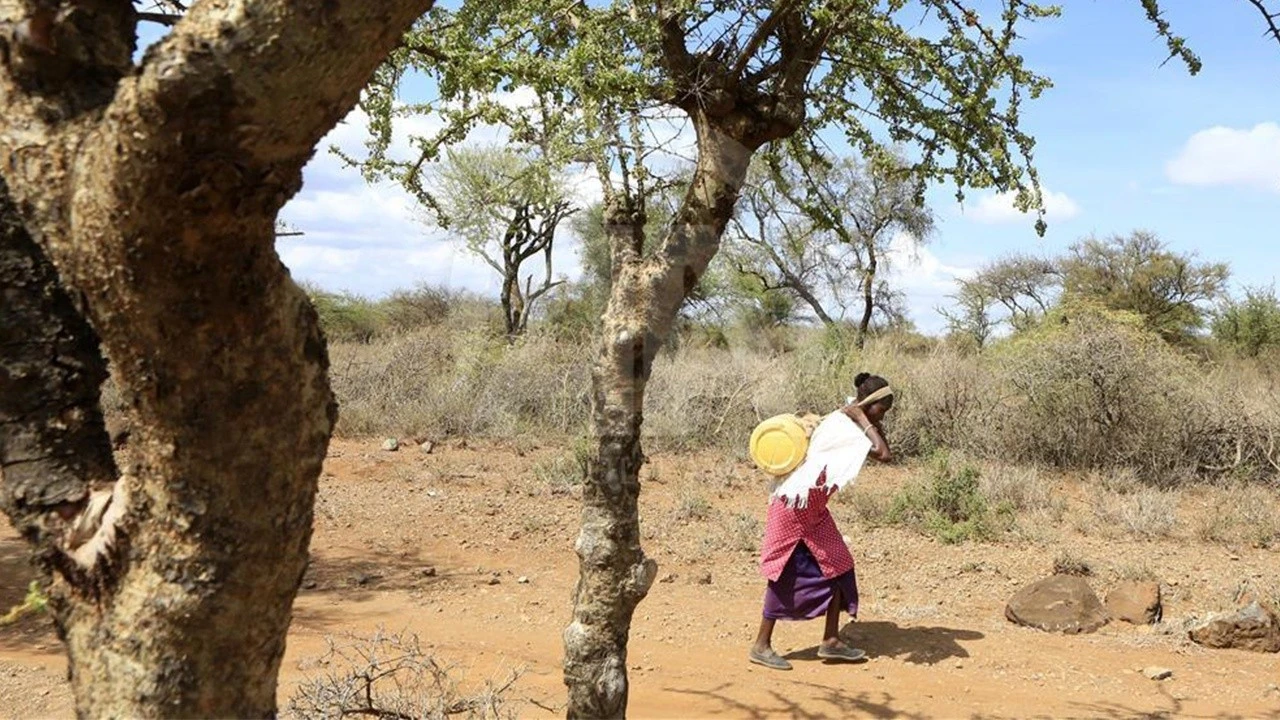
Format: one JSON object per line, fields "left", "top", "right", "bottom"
{"left": 762, "top": 542, "right": 858, "bottom": 621}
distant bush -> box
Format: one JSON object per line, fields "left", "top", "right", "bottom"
{"left": 992, "top": 300, "right": 1197, "bottom": 480}
{"left": 304, "top": 285, "right": 388, "bottom": 343}
{"left": 1213, "top": 285, "right": 1280, "bottom": 359}
{"left": 322, "top": 288, "right": 1279, "bottom": 485}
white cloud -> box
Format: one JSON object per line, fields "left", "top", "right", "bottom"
{"left": 882, "top": 232, "right": 975, "bottom": 334}
{"left": 964, "top": 187, "right": 1080, "bottom": 224}
{"left": 1165, "top": 122, "right": 1280, "bottom": 193}
{"left": 278, "top": 108, "right": 586, "bottom": 298}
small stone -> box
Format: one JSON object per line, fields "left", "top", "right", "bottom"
{"left": 1142, "top": 666, "right": 1173, "bottom": 681}
{"left": 659, "top": 573, "right": 678, "bottom": 584}
{"left": 352, "top": 573, "right": 373, "bottom": 587}
{"left": 421, "top": 566, "right": 437, "bottom": 578}
{"left": 696, "top": 572, "right": 713, "bottom": 585}
{"left": 488, "top": 576, "right": 501, "bottom": 585}
{"left": 419, "top": 440, "right": 435, "bottom": 454}
{"left": 381, "top": 438, "right": 400, "bottom": 452}
{"left": 302, "top": 579, "right": 318, "bottom": 590}
{"left": 517, "top": 576, "right": 529, "bottom": 584}
{"left": 954, "top": 661, "right": 964, "bottom": 669}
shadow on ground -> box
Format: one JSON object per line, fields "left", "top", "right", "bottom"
{"left": 668, "top": 680, "right": 932, "bottom": 720}
{"left": 841, "top": 619, "right": 983, "bottom": 664}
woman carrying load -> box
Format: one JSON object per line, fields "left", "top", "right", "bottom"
{"left": 749, "top": 372, "right": 894, "bottom": 671}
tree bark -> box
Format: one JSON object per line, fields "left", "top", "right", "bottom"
{"left": 564, "top": 116, "right": 755, "bottom": 719}
{"left": 0, "top": 177, "right": 116, "bottom": 561}
{"left": 0, "top": 2, "right": 432, "bottom": 716}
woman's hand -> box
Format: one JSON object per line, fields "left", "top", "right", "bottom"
{"left": 841, "top": 404, "right": 870, "bottom": 429}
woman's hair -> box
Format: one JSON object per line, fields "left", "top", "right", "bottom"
{"left": 854, "top": 372, "right": 893, "bottom": 410}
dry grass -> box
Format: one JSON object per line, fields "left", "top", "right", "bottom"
{"left": 320, "top": 293, "right": 1280, "bottom": 490}
{"left": 288, "top": 628, "right": 522, "bottom": 720}
{"left": 1091, "top": 487, "right": 1179, "bottom": 539}
{"left": 1193, "top": 484, "right": 1280, "bottom": 549}
{"left": 1051, "top": 550, "right": 1094, "bottom": 577}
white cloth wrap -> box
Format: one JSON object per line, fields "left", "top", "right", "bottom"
{"left": 770, "top": 411, "right": 873, "bottom": 508}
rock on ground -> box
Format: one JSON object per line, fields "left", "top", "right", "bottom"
{"left": 1005, "top": 575, "right": 1110, "bottom": 634}
{"left": 1189, "top": 602, "right": 1280, "bottom": 653}
{"left": 1106, "top": 581, "right": 1162, "bottom": 625}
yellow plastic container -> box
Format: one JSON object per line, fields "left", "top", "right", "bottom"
{"left": 749, "top": 414, "right": 810, "bottom": 476}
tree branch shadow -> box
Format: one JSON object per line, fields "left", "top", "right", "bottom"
{"left": 666, "top": 680, "right": 932, "bottom": 720}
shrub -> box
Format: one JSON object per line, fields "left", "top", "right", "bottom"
{"left": 1051, "top": 551, "right": 1093, "bottom": 577}
{"left": 980, "top": 464, "right": 1055, "bottom": 513}
{"left": 289, "top": 629, "right": 521, "bottom": 720}
{"left": 305, "top": 285, "right": 388, "bottom": 343}
{"left": 1091, "top": 487, "right": 1178, "bottom": 539}
{"left": 383, "top": 286, "right": 452, "bottom": 332}
{"left": 725, "top": 512, "right": 763, "bottom": 552}
{"left": 674, "top": 491, "right": 713, "bottom": 522}
{"left": 888, "top": 452, "right": 1011, "bottom": 543}
{"left": 1212, "top": 285, "right": 1280, "bottom": 358}
{"left": 320, "top": 286, "right": 1279, "bottom": 486}
{"left": 329, "top": 329, "right": 590, "bottom": 439}
{"left": 1194, "top": 484, "right": 1280, "bottom": 549}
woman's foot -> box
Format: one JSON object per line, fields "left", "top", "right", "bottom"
{"left": 817, "top": 640, "right": 866, "bottom": 662}
{"left": 748, "top": 645, "right": 792, "bottom": 670}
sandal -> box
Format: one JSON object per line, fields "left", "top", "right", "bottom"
{"left": 749, "top": 647, "right": 793, "bottom": 670}
{"left": 817, "top": 644, "right": 867, "bottom": 662}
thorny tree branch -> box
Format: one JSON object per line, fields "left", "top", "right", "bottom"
{"left": 1247, "top": 0, "right": 1280, "bottom": 45}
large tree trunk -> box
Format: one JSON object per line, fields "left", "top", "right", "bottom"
{"left": 0, "top": 2, "right": 431, "bottom": 716}
{"left": 564, "top": 116, "right": 754, "bottom": 719}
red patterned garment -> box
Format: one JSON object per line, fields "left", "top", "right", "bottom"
{"left": 759, "top": 471, "right": 855, "bottom": 581}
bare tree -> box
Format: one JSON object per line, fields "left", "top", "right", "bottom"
{"left": 771, "top": 148, "right": 935, "bottom": 346}
{"left": 941, "top": 280, "right": 998, "bottom": 350}
{"left": 427, "top": 146, "right": 575, "bottom": 340}
{"left": 0, "top": 2, "right": 430, "bottom": 715}
{"left": 957, "top": 253, "right": 1061, "bottom": 333}
{"left": 727, "top": 160, "right": 856, "bottom": 326}
{"left": 730, "top": 150, "right": 934, "bottom": 339}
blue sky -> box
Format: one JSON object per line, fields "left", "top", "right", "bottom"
{"left": 269, "top": 1, "right": 1280, "bottom": 334}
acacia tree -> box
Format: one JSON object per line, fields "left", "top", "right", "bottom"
{"left": 945, "top": 253, "right": 1060, "bottom": 340}
{"left": 726, "top": 158, "right": 855, "bottom": 326}
{"left": 731, "top": 149, "right": 934, "bottom": 343}
{"left": 351, "top": 0, "right": 1249, "bottom": 716}
{"left": 940, "top": 279, "right": 998, "bottom": 349}
{"left": 428, "top": 145, "right": 575, "bottom": 339}
{"left": 1061, "top": 231, "right": 1229, "bottom": 344}
{"left": 0, "top": 1, "right": 430, "bottom": 715}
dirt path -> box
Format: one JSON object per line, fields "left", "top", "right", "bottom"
{"left": 3, "top": 439, "right": 1279, "bottom": 719}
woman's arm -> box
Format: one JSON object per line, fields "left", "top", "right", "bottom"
{"left": 841, "top": 406, "right": 892, "bottom": 463}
